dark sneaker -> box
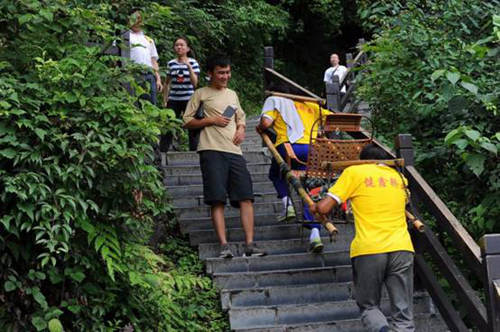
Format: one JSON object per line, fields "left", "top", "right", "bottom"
{"left": 243, "top": 242, "right": 267, "bottom": 257}
{"left": 219, "top": 244, "right": 234, "bottom": 259}
{"left": 309, "top": 238, "right": 324, "bottom": 253}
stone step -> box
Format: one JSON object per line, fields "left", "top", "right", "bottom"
{"left": 163, "top": 163, "right": 271, "bottom": 177}
{"left": 168, "top": 181, "right": 275, "bottom": 197}
{"left": 206, "top": 250, "right": 350, "bottom": 274}
{"left": 228, "top": 296, "right": 434, "bottom": 331}
{"left": 167, "top": 150, "right": 270, "bottom": 165}
{"left": 233, "top": 313, "right": 446, "bottom": 332}
{"left": 179, "top": 213, "right": 280, "bottom": 235}
{"left": 213, "top": 265, "right": 352, "bottom": 290}
{"left": 176, "top": 200, "right": 282, "bottom": 219}
{"left": 190, "top": 223, "right": 354, "bottom": 246}
{"left": 198, "top": 235, "right": 352, "bottom": 259}
{"left": 221, "top": 282, "right": 353, "bottom": 310}
{"left": 164, "top": 171, "right": 270, "bottom": 186}
{"left": 173, "top": 191, "right": 277, "bottom": 208}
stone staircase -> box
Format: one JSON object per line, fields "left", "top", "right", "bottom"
{"left": 163, "top": 118, "right": 449, "bottom": 331}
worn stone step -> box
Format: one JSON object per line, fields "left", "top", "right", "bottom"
{"left": 179, "top": 213, "right": 280, "bottom": 235}
{"left": 221, "top": 282, "right": 428, "bottom": 310}
{"left": 173, "top": 191, "right": 277, "bottom": 208}
{"left": 213, "top": 265, "right": 352, "bottom": 290}
{"left": 190, "top": 223, "right": 354, "bottom": 246}
{"left": 168, "top": 181, "right": 275, "bottom": 197}
{"left": 233, "top": 313, "right": 446, "bottom": 332}
{"left": 228, "top": 296, "right": 434, "bottom": 330}
{"left": 176, "top": 200, "right": 282, "bottom": 219}
{"left": 167, "top": 150, "right": 269, "bottom": 165}
{"left": 221, "top": 282, "right": 353, "bottom": 310}
{"left": 163, "top": 162, "right": 271, "bottom": 177}
{"left": 198, "top": 235, "right": 352, "bottom": 259}
{"left": 206, "top": 250, "right": 350, "bottom": 274}
{"left": 165, "top": 171, "right": 270, "bottom": 186}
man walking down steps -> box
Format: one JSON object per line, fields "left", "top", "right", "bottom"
{"left": 183, "top": 54, "right": 266, "bottom": 259}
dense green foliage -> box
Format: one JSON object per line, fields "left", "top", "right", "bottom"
{"left": 0, "top": 1, "right": 232, "bottom": 330}
{"left": 356, "top": 0, "right": 499, "bottom": 238}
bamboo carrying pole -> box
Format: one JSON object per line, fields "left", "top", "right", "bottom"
{"left": 406, "top": 210, "right": 425, "bottom": 233}
{"left": 259, "top": 132, "right": 339, "bottom": 237}
{"left": 265, "top": 90, "right": 326, "bottom": 104}
{"left": 320, "top": 159, "right": 405, "bottom": 170}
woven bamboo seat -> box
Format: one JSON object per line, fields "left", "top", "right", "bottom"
{"left": 305, "top": 137, "right": 371, "bottom": 178}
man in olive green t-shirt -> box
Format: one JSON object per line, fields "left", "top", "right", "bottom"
{"left": 183, "top": 55, "right": 266, "bottom": 259}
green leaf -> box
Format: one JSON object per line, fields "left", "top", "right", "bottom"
{"left": 0, "top": 148, "right": 16, "bottom": 159}
{"left": 465, "top": 153, "right": 486, "bottom": 177}
{"left": 453, "top": 139, "right": 468, "bottom": 150}
{"left": 67, "top": 305, "right": 81, "bottom": 314}
{"left": 32, "top": 316, "right": 47, "bottom": 331}
{"left": 32, "top": 288, "right": 48, "bottom": 310}
{"left": 444, "top": 128, "right": 461, "bottom": 143}
{"left": 460, "top": 81, "right": 479, "bottom": 95}
{"left": 18, "top": 14, "right": 33, "bottom": 25}
{"left": 40, "top": 9, "right": 54, "bottom": 22}
{"left": 431, "top": 69, "right": 445, "bottom": 82}
{"left": 48, "top": 318, "right": 63, "bottom": 332}
{"left": 70, "top": 271, "right": 85, "bottom": 283}
{"left": 446, "top": 71, "right": 460, "bottom": 85}
{"left": 4, "top": 281, "right": 16, "bottom": 292}
{"left": 34, "top": 128, "right": 47, "bottom": 141}
{"left": 465, "top": 129, "right": 481, "bottom": 141}
{"left": 480, "top": 141, "right": 498, "bottom": 154}
{"left": 0, "top": 216, "right": 12, "bottom": 231}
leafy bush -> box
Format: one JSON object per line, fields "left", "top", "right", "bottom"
{"left": 356, "top": 0, "right": 499, "bottom": 237}
{"left": 0, "top": 1, "right": 225, "bottom": 330}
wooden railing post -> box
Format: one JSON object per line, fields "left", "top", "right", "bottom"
{"left": 264, "top": 46, "right": 274, "bottom": 69}
{"left": 395, "top": 134, "right": 415, "bottom": 166}
{"left": 326, "top": 78, "right": 340, "bottom": 111}
{"left": 480, "top": 234, "right": 500, "bottom": 332}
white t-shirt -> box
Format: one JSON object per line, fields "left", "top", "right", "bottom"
{"left": 129, "top": 30, "right": 159, "bottom": 68}
{"left": 323, "top": 65, "right": 348, "bottom": 93}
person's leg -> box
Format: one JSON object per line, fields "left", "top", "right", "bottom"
{"left": 149, "top": 74, "right": 157, "bottom": 105}
{"left": 239, "top": 200, "right": 254, "bottom": 244}
{"left": 162, "top": 100, "right": 185, "bottom": 156}
{"left": 227, "top": 154, "right": 265, "bottom": 256}
{"left": 200, "top": 151, "right": 229, "bottom": 245}
{"left": 385, "top": 251, "right": 415, "bottom": 332}
{"left": 352, "top": 254, "right": 390, "bottom": 332}
{"left": 211, "top": 203, "right": 227, "bottom": 244}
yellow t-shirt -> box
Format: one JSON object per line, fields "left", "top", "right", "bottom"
{"left": 263, "top": 101, "right": 326, "bottom": 146}
{"left": 328, "top": 164, "right": 414, "bottom": 258}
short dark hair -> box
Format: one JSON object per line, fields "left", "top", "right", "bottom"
{"left": 359, "top": 143, "right": 391, "bottom": 160}
{"left": 206, "top": 55, "right": 231, "bottom": 73}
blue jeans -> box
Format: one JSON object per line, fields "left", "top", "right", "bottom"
{"left": 141, "top": 73, "right": 157, "bottom": 105}
{"left": 268, "top": 143, "right": 319, "bottom": 230}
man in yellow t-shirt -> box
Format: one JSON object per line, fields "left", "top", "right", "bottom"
{"left": 256, "top": 98, "right": 326, "bottom": 253}
{"left": 311, "top": 144, "right": 415, "bottom": 332}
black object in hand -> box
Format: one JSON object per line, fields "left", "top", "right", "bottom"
{"left": 222, "top": 105, "right": 237, "bottom": 118}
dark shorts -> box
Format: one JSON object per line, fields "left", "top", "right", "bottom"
{"left": 199, "top": 150, "right": 254, "bottom": 208}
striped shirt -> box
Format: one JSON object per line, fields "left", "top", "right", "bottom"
{"left": 167, "top": 58, "right": 200, "bottom": 101}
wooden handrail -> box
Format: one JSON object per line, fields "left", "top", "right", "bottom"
{"left": 406, "top": 165, "right": 483, "bottom": 276}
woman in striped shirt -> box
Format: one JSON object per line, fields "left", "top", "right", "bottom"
{"left": 161, "top": 37, "right": 200, "bottom": 160}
